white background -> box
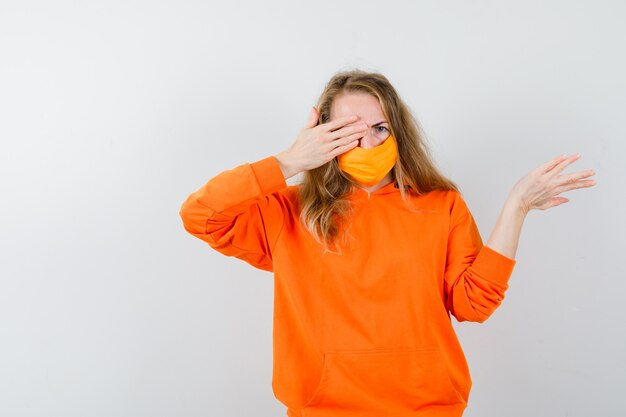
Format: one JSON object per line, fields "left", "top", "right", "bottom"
{"left": 1, "top": 1, "right": 624, "bottom": 416}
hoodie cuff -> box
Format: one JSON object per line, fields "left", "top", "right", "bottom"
{"left": 250, "top": 156, "right": 288, "bottom": 195}
{"left": 471, "top": 245, "right": 517, "bottom": 286}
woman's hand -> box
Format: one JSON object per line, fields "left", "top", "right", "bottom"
{"left": 274, "top": 107, "right": 368, "bottom": 179}
{"left": 509, "top": 153, "right": 597, "bottom": 214}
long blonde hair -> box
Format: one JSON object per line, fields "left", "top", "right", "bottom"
{"left": 299, "top": 69, "right": 460, "bottom": 252}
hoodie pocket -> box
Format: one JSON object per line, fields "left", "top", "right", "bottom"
{"left": 301, "top": 347, "right": 464, "bottom": 416}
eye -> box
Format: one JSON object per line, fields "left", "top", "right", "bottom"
{"left": 375, "top": 126, "right": 389, "bottom": 133}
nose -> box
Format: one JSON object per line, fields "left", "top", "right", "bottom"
{"left": 358, "top": 125, "right": 386, "bottom": 149}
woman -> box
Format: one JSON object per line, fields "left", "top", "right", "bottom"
{"left": 179, "top": 70, "right": 596, "bottom": 417}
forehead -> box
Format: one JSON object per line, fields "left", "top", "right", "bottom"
{"left": 330, "top": 92, "right": 387, "bottom": 123}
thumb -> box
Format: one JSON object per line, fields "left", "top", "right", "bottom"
{"left": 304, "top": 106, "right": 319, "bottom": 128}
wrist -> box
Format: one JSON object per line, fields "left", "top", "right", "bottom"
{"left": 274, "top": 151, "right": 301, "bottom": 180}
{"left": 505, "top": 192, "right": 529, "bottom": 217}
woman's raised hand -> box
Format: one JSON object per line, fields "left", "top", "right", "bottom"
{"left": 509, "top": 153, "right": 597, "bottom": 214}
{"left": 275, "top": 107, "right": 368, "bottom": 179}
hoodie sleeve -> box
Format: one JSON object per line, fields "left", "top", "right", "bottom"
{"left": 178, "top": 156, "right": 288, "bottom": 272}
{"left": 443, "top": 192, "right": 517, "bottom": 323}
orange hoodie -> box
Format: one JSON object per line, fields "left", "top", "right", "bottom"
{"left": 179, "top": 156, "right": 516, "bottom": 417}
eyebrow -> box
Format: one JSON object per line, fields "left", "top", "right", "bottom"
{"left": 372, "top": 121, "right": 388, "bottom": 127}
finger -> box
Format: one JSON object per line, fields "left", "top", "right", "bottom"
{"left": 539, "top": 197, "right": 569, "bottom": 211}
{"left": 548, "top": 153, "right": 582, "bottom": 177}
{"left": 329, "top": 131, "right": 366, "bottom": 149}
{"left": 324, "top": 115, "right": 360, "bottom": 132}
{"left": 557, "top": 169, "right": 596, "bottom": 185}
{"left": 329, "top": 139, "right": 359, "bottom": 158}
{"left": 326, "top": 122, "right": 368, "bottom": 141}
{"left": 539, "top": 154, "right": 566, "bottom": 174}
{"left": 303, "top": 106, "right": 319, "bottom": 128}
{"left": 550, "top": 197, "right": 570, "bottom": 207}
{"left": 553, "top": 178, "right": 597, "bottom": 195}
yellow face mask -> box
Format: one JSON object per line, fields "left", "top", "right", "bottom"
{"left": 337, "top": 134, "right": 398, "bottom": 187}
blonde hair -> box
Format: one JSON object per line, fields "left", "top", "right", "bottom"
{"left": 299, "top": 69, "right": 460, "bottom": 253}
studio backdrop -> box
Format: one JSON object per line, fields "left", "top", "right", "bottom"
{"left": 0, "top": 1, "right": 624, "bottom": 416}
